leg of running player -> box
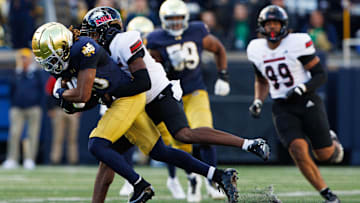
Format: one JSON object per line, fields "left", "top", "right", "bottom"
{"left": 148, "top": 137, "right": 238, "bottom": 202}
{"left": 145, "top": 87, "right": 270, "bottom": 161}
{"left": 92, "top": 162, "right": 115, "bottom": 203}
{"left": 288, "top": 139, "right": 328, "bottom": 191}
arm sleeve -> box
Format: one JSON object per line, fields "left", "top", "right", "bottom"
{"left": 110, "top": 69, "right": 151, "bottom": 98}
{"left": 304, "top": 62, "right": 327, "bottom": 92}
{"left": 297, "top": 54, "right": 316, "bottom": 65}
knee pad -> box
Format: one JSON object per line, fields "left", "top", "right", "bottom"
{"left": 327, "top": 144, "right": 344, "bottom": 163}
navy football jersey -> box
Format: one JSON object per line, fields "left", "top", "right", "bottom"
{"left": 62, "top": 36, "right": 132, "bottom": 96}
{"left": 147, "top": 21, "right": 209, "bottom": 95}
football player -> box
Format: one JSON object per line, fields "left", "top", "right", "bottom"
{"left": 79, "top": 6, "right": 270, "bottom": 203}
{"left": 32, "top": 22, "right": 240, "bottom": 203}
{"left": 247, "top": 5, "right": 343, "bottom": 203}
{"left": 97, "top": 16, "right": 156, "bottom": 197}
{"left": 145, "top": 0, "right": 235, "bottom": 201}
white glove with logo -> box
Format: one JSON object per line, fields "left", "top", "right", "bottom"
{"left": 214, "top": 79, "right": 230, "bottom": 96}
{"left": 169, "top": 50, "right": 186, "bottom": 71}
{"left": 170, "top": 80, "right": 183, "bottom": 101}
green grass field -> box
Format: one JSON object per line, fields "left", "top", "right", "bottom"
{"left": 0, "top": 165, "right": 359, "bottom": 203}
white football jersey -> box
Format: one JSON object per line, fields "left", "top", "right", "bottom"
{"left": 108, "top": 30, "right": 170, "bottom": 104}
{"left": 247, "top": 33, "right": 316, "bottom": 99}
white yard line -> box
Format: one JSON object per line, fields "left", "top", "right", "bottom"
{"left": 2, "top": 190, "right": 360, "bottom": 202}
{"left": 277, "top": 190, "right": 360, "bottom": 197}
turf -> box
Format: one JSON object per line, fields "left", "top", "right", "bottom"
{"left": 0, "top": 165, "right": 359, "bottom": 203}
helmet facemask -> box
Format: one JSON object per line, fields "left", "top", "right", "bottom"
{"left": 35, "top": 42, "right": 71, "bottom": 74}
{"left": 162, "top": 15, "right": 188, "bottom": 36}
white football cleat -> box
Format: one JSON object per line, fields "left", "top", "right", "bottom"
{"left": 119, "top": 180, "right": 133, "bottom": 196}
{"left": 167, "top": 177, "right": 186, "bottom": 199}
{"left": 2, "top": 159, "right": 18, "bottom": 169}
{"left": 204, "top": 178, "right": 226, "bottom": 200}
{"left": 23, "top": 159, "right": 35, "bottom": 170}
{"left": 329, "top": 130, "right": 344, "bottom": 163}
{"left": 187, "top": 173, "right": 202, "bottom": 202}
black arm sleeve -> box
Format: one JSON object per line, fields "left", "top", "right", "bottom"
{"left": 127, "top": 48, "right": 145, "bottom": 64}
{"left": 110, "top": 69, "right": 151, "bottom": 98}
{"left": 298, "top": 54, "right": 316, "bottom": 65}
{"left": 304, "top": 62, "right": 327, "bottom": 92}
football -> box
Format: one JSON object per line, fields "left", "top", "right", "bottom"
{"left": 61, "top": 78, "right": 70, "bottom": 88}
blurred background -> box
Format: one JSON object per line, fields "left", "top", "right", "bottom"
{"left": 0, "top": 0, "right": 359, "bottom": 167}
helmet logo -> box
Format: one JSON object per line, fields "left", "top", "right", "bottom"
{"left": 95, "top": 14, "right": 113, "bottom": 25}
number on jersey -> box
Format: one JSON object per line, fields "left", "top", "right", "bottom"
{"left": 166, "top": 42, "right": 199, "bottom": 70}
{"left": 265, "top": 63, "right": 294, "bottom": 89}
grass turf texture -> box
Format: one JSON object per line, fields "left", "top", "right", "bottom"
{"left": 0, "top": 165, "right": 359, "bottom": 203}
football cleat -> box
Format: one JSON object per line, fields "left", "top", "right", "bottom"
{"left": 248, "top": 138, "right": 270, "bottom": 161}
{"left": 204, "top": 178, "right": 226, "bottom": 200}
{"left": 128, "top": 180, "right": 154, "bottom": 203}
{"left": 330, "top": 130, "right": 344, "bottom": 163}
{"left": 119, "top": 180, "right": 134, "bottom": 197}
{"left": 323, "top": 193, "right": 340, "bottom": 203}
{"left": 216, "top": 168, "right": 239, "bottom": 203}
{"left": 167, "top": 177, "right": 186, "bottom": 199}
{"left": 187, "top": 173, "right": 202, "bottom": 202}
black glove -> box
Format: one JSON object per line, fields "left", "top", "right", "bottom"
{"left": 249, "top": 99, "right": 262, "bottom": 118}
{"left": 286, "top": 84, "right": 307, "bottom": 101}
{"left": 60, "top": 99, "right": 78, "bottom": 114}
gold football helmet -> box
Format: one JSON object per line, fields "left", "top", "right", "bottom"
{"left": 126, "top": 16, "right": 154, "bottom": 38}
{"left": 159, "top": 0, "right": 189, "bottom": 36}
{"left": 32, "top": 22, "right": 73, "bottom": 74}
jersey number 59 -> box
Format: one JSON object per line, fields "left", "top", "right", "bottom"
{"left": 166, "top": 42, "right": 199, "bottom": 70}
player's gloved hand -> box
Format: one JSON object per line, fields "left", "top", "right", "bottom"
{"left": 249, "top": 99, "right": 262, "bottom": 118}
{"left": 53, "top": 77, "right": 66, "bottom": 99}
{"left": 169, "top": 50, "right": 186, "bottom": 71}
{"left": 65, "top": 77, "right": 85, "bottom": 108}
{"left": 214, "top": 70, "right": 230, "bottom": 96}
{"left": 286, "top": 84, "right": 307, "bottom": 100}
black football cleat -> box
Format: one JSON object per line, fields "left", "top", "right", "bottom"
{"left": 248, "top": 138, "right": 270, "bottom": 161}
{"left": 216, "top": 168, "right": 239, "bottom": 203}
{"left": 128, "top": 180, "right": 155, "bottom": 203}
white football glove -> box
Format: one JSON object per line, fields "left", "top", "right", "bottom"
{"left": 169, "top": 50, "right": 186, "bottom": 71}
{"left": 65, "top": 77, "right": 85, "bottom": 108}
{"left": 170, "top": 80, "right": 183, "bottom": 101}
{"left": 99, "top": 104, "right": 108, "bottom": 116}
{"left": 214, "top": 79, "right": 230, "bottom": 96}
{"left": 53, "top": 77, "right": 63, "bottom": 99}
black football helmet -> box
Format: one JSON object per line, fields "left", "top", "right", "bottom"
{"left": 258, "top": 5, "right": 288, "bottom": 43}
{"left": 80, "top": 6, "right": 123, "bottom": 46}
